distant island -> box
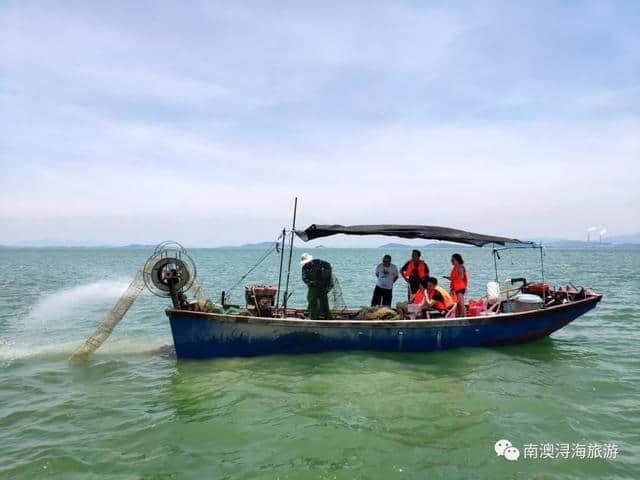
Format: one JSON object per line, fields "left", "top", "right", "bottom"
{"left": 379, "top": 234, "right": 640, "bottom": 249}
{"left": 223, "top": 241, "right": 279, "bottom": 249}
{"left": 379, "top": 242, "right": 471, "bottom": 249}
{"left": 2, "top": 232, "right": 639, "bottom": 249}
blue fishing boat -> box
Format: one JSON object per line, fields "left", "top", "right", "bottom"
{"left": 141, "top": 218, "right": 602, "bottom": 359}
{"left": 166, "top": 295, "right": 601, "bottom": 358}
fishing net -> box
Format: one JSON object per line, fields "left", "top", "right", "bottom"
{"left": 222, "top": 305, "right": 252, "bottom": 316}
{"left": 328, "top": 274, "right": 347, "bottom": 310}
{"left": 69, "top": 269, "right": 145, "bottom": 363}
{"left": 356, "top": 306, "right": 400, "bottom": 320}
{"left": 191, "top": 278, "right": 213, "bottom": 311}
{"left": 69, "top": 241, "right": 207, "bottom": 362}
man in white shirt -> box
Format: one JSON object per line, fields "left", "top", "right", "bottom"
{"left": 371, "top": 254, "right": 399, "bottom": 307}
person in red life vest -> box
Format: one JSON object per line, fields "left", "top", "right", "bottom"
{"left": 426, "top": 277, "right": 455, "bottom": 312}
{"left": 445, "top": 253, "right": 468, "bottom": 317}
{"left": 396, "top": 278, "right": 429, "bottom": 319}
{"left": 400, "top": 249, "right": 429, "bottom": 295}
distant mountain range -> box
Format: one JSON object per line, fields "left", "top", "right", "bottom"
{"left": 225, "top": 241, "right": 280, "bottom": 249}
{"left": 378, "top": 242, "right": 471, "bottom": 249}
{"left": 524, "top": 233, "right": 640, "bottom": 248}
{"left": 378, "top": 234, "right": 640, "bottom": 249}
{"left": 2, "top": 233, "right": 639, "bottom": 249}
{"left": 378, "top": 240, "right": 639, "bottom": 249}
{"left": 608, "top": 233, "right": 640, "bottom": 244}
{"left": 0, "top": 242, "right": 157, "bottom": 249}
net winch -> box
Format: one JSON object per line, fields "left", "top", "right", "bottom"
{"left": 69, "top": 241, "right": 202, "bottom": 362}
{"left": 142, "top": 241, "right": 197, "bottom": 308}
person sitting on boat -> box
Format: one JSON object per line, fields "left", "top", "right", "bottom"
{"left": 426, "top": 277, "right": 456, "bottom": 313}
{"left": 371, "top": 254, "right": 399, "bottom": 307}
{"left": 400, "top": 249, "right": 429, "bottom": 294}
{"left": 301, "top": 253, "right": 333, "bottom": 320}
{"left": 396, "top": 278, "right": 429, "bottom": 319}
{"left": 445, "top": 253, "right": 468, "bottom": 317}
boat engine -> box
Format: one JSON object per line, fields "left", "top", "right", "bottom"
{"left": 245, "top": 285, "right": 277, "bottom": 317}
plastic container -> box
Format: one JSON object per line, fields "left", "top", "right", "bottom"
{"left": 525, "top": 283, "right": 550, "bottom": 297}
{"left": 468, "top": 299, "right": 485, "bottom": 317}
{"left": 513, "top": 293, "right": 543, "bottom": 312}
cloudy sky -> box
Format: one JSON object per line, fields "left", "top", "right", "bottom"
{"left": 1, "top": 1, "right": 638, "bottom": 246}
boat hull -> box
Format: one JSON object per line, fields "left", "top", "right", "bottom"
{"left": 166, "top": 295, "right": 602, "bottom": 358}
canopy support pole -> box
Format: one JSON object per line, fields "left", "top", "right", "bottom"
{"left": 492, "top": 243, "right": 499, "bottom": 283}
{"left": 275, "top": 228, "right": 286, "bottom": 312}
{"left": 539, "top": 244, "right": 545, "bottom": 284}
{"left": 282, "top": 197, "right": 298, "bottom": 311}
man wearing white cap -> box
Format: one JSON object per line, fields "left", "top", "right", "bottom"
{"left": 301, "top": 253, "right": 333, "bottom": 319}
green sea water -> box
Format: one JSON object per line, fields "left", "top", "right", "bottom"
{"left": 1, "top": 246, "right": 638, "bottom": 479}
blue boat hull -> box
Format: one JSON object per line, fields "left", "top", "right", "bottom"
{"left": 166, "top": 295, "right": 601, "bottom": 358}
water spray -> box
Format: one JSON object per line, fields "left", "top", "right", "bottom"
{"left": 69, "top": 241, "right": 201, "bottom": 363}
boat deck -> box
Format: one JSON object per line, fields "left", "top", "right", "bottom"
{"left": 167, "top": 294, "right": 602, "bottom": 328}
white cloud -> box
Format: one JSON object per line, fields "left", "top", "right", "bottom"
{"left": 1, "top": 1, "right": 638, "bottom": 245}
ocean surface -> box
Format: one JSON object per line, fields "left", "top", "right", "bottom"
{"left": 1, "top": 246, "right": 638, "bottom": 479}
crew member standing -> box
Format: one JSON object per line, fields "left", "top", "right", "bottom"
{"left": 448, "top": 253, "right": 468, "bottom": 317}
{"left": 400, "top": 249, "right": 429, "bottom": 294}
{"left": 371, "top": 254, "right": 399, "bottom": 307}
{"left": 301, "top": 253, "right": 333, "bottom": 320}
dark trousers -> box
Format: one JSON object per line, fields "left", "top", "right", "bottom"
{"left": 371, "top": 286, "right": 393, "bottom": 307}
{"left": 308, "top": 287, "right": 331, "bottom": 319}
{"left": 408, "top": 279, "right": 421, "bottom": 294}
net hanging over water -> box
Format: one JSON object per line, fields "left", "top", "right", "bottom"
{"left": 68, "top": 242, "right": 208, "bottom": 363}
{"left": 328, "top": 274, "right": 347, "bottom": 311}
{"left": 68, "top": 270, "right": 145, "bottom": 363}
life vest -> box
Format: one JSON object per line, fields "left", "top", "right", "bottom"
{"left": 404, "top": 260, "right": 428, "bottom": 280}
{"left": 411, "top": 289, "right": 426, "bottom": 305}
{"left": 450, "top": 264, "right": 468, "bottom": 293}
{"left": 429, "top": 286, "right": 455, "bottom": 310}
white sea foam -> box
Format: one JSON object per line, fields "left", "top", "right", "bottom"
{"left": 0, "top": 338, "right": 172, "bottom": 364}
{"left": 0, "top": 279, "right": 157, "bottom": 364}
{"left": 26, "top": 279, "right": 132, "bottom": 328}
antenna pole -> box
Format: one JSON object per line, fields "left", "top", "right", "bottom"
{"left": 282, "top": 197, "right": 298, "bottom": 311}
{"left": 492, "top": 243, "right": 499, "bottom": 283}
{"left": 539, "top": 244, "right": 545, "bottom": 285}
{"left": 275, "top": 228, "right": 286, "bottom": 312}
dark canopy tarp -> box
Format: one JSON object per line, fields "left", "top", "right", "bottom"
{"left": 295, "top": 224, "right": 530, "bottom": 247}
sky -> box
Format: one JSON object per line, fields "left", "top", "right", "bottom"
{"left": 1, "top": 1, "right": 638, "bottom": 246}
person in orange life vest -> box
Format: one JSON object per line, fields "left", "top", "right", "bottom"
{"left": 396, "top": 278, "right": 429, "bottom": 319}
{"left": 425, "top": 277, "right": 455, "bottom": 312}
{"left": 444, "top": 253, "right": 467, "bottom": 317}
{"left": 400, "top": 249, "right": 429, "bottom": 294}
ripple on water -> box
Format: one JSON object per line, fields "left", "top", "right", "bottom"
{"left": 0, "top": 248, "right": 639, "bottom": 479}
